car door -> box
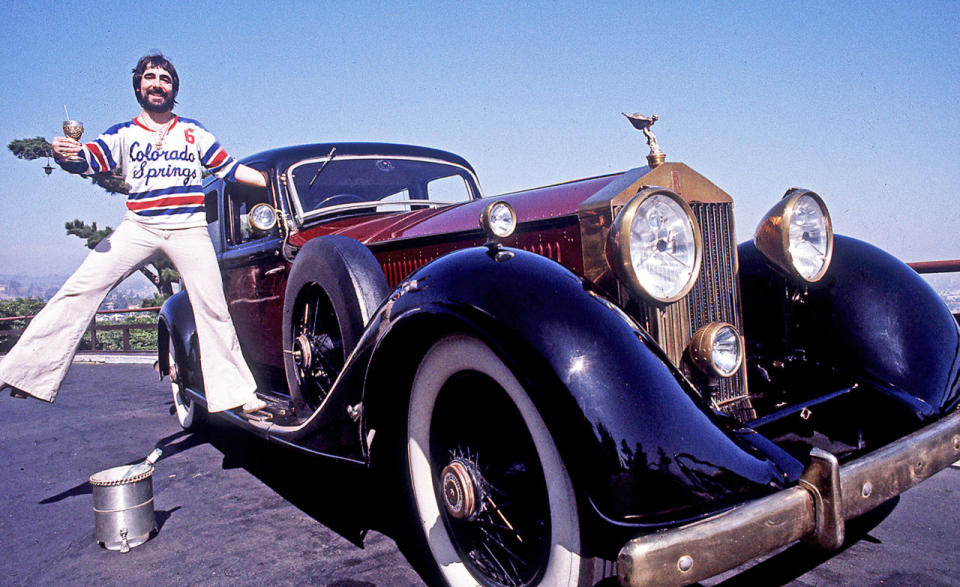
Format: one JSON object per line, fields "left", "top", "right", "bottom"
{"left": 213, "top": 168, "right": 289, "bottom": 392}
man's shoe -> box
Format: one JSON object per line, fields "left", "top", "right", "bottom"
{"left": 2, "top": 385, "right": 29, "bottom": 399}
{"left": 241, "top": 398, "right": 267, "bottom": 414}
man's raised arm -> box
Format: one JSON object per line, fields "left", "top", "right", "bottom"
{"left": 234, "top": 163, "right": 267, "bottom": 188}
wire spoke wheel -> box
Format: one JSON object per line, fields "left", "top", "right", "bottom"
{"left": 407, "top": 335, "right": 583, "bottom": 587}
{"left": 290, "top": 283, "right": 344, "bottom": 409}
{"left": 281, "top": 235, "right": 389, "bottom": 419}
{"left": 431, "top": 387, "right": 550, "bottom": 585}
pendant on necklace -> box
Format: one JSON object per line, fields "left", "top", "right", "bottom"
{"left": 153, "top": 126, "right": 168, "bottom": 150}
{"left": 145, "top": 117, "right": 170, "bottom": 150}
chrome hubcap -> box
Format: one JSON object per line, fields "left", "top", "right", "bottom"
{"left": 293, "top": 333, "right": 313, "bottom": 369}
{"left": 440, "top": 459, "right": 478, "bottom": 520}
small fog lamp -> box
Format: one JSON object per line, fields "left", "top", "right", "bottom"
{"left": 688, "top": 322, "right": 743, "bottom": 378}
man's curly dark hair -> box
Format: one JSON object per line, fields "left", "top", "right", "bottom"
{"left": 132, "top": 53, "right": 179, "bottom": 109}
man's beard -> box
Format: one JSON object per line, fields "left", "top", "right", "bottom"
{"left": 138, "top": 89, "right": 175, "bottom": 113}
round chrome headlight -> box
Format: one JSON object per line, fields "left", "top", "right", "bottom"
{"left": 688, "top": 322, "right": 743, "bottom": 378}
{"left": 248, "top": 203, "right": 278, "bottom": 233}
{"left": 755, "top": 188, "right": 833, "bottom": 283}
{"left": 607, "top": 188, "right": 702, "bottom": 303}
{"left": 480, "top": 200, "right": 517, "bottom": 240}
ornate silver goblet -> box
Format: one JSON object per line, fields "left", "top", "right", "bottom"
{"left": 62, "top": 120, "right": 85, "bottom": 162}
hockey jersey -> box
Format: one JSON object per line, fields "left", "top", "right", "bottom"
{"left": 68, "top": 115, "right": 239, "bottom": 228}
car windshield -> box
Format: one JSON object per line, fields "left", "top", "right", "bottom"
{"left": 287, "top": 155, "right": 476, "bottom": 219}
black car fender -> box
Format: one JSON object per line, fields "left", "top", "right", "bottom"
{"left": 739, "top": 235, "right": 960, "bottom": 420}
{"left": 360, "top": 246, "right": 792, "bottom": 536}
{"left": 158, "top": 291, "right": 203, "bottom": 394}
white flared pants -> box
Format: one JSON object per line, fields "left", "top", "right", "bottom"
{"left": 0, "top": 215, "right": 257, "bottom": 412}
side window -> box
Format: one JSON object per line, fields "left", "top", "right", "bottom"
{"left": 225, "top": 179, "right": 273, "bottom": 247}
{"left": 376, "top": 188, "right": 411, "bottom": 212}
{"left": 373, "top": 175, "right": 471, "bottom": 213}
{"left": 428, "top": 175, "right": 471, "bottom": 204}
{"left": 205, "top": 189, "right": 220, "bottom": 224}
{"left": 204, "top": 186, "right": 223, "bottom": 254}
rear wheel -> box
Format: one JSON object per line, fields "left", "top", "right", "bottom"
{"left": 407, "top": 335, "right": 585, "bottom": 586}
{"left": 169, "top": 333, "right": 205, "bottom": 430}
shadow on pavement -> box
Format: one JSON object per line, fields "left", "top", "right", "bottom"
{"left": 38, "top": 429, "right": 208, "bottom": 505}
{"left": 197, "top": 417, "right": 437, "bottom": 583}
{"left": 154, "top": 506, "right": 182, "bottom": 532}
{"left": 39, "top": 480, "right": 94, "bottom": 504}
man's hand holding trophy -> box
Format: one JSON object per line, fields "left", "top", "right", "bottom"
{"left": 52, "top": 106, "right": 84, "bottom": 163}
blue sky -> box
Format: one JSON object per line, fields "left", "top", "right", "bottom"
{"left": 1, "top": 1, "right": 958, "bottom": 277}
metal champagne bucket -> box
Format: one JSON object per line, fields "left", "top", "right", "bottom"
{"left": 89, "top": 451, "right": 159, "bottom": 553}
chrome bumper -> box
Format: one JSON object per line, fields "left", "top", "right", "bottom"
{"left": 617, "top": 409, "right": 960, "bottom": 586}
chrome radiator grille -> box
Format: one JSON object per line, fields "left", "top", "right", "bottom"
{"left": 644, "top": 202, "right": 754, "bottom": 421}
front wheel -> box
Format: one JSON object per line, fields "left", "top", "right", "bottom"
{"left": 407, "top": 335, "right": 586, "bottom": 586}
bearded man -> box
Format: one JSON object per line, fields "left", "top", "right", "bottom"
{"left": 0, "top": 53, "right": 266, "bottom": 414}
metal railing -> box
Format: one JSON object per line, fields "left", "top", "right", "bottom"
{"left": 908, "top": 259, "right": 960, "bottom": 274}
{"left": 908, "top": 260, "right": 960, "bottom": 321}
{"left": 0, "top": 306, "right": 160, "bottom": 353}
{"left": 0, "top": 259, "right": 956, "bottom": 355}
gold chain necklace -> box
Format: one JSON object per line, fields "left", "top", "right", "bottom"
{"left": 141, "top": 116, "right": 173, "bottom": 150}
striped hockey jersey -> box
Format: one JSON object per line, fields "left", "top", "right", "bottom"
{"left": 66, "top": 115, "right": 239, "bottom": 228}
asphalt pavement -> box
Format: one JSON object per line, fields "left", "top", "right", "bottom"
{"left": 1, "top": 361, "right": 958, "bottom": 586}
{"left": 0, "top": 362, "right": 428, "bottom": 586}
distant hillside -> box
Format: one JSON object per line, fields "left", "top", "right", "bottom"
{"left": 922, "top": 273, "right": 960, "bottom": 313}
{"left": 0, "top": 272, "right": 157, "bottom": 306}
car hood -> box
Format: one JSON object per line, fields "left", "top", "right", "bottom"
{"left": 289, "top": 173, "right": 621, "bottom": 247}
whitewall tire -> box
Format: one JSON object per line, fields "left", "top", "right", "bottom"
{"left": 169, "top": 334, "right": 204, "bottom": 430}
{"left": 407, "top": 334, "right": 584, "bottom": 586}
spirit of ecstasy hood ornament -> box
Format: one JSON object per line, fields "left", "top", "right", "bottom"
{"left": 622, "top": 112, "right": 666, "bottom": 168}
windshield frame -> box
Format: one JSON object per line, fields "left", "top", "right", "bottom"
{"left": 284, "top": 154, "right": 482, "bottom": 224}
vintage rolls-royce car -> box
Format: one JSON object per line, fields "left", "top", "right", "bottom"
{"left": 157, "top": 123, "right": 960, "bottom": 586}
